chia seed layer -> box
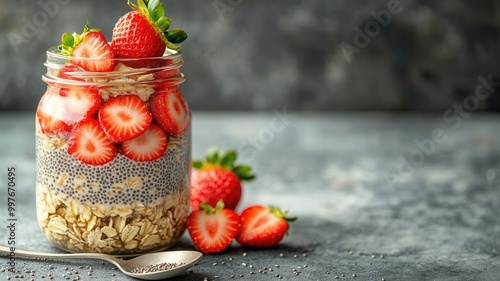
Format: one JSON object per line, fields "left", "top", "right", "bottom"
{"left": 35, "top": 128, "right": 191, "bottom": 206}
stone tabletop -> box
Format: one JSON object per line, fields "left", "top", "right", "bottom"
{"left": 0, "top": 111, "right": 499, "bottom": 281}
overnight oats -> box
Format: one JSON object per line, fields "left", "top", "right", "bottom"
{"left": 35, "top": 0, "right": 190, "bottom": 254}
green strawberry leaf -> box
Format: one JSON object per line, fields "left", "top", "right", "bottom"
{"left": 166, "top": 28, "right": 188, "bottom": 44}
{"left": 147, "top": 0, "right": 160, "bottom": 13}
{"left": 205, "top": 147, "right": 220, "bottom": 164}
{"left": 220, "top": 151, "right": 237, "bottom": 169}
{"left": 192, "top": 160, "right": 203, "bottom": 169}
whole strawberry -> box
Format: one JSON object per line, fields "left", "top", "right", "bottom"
{"left": 191, "top": 148, "right": 255, "bottom": 211}
{"left": 236, "top": 205, "right": 297, "bottom": 248}
{"left": 187, "top": 201, "right": 240, "bottom": 254}
{"left": 112, "top": 0, "right": 187, "bottom": 63}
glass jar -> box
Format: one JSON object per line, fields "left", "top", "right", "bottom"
{"left": 35, "top": 48, "right": 191, "bottom": 255}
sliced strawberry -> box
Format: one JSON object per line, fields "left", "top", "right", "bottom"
{"left": 150, "top": 87, "right": 190, "bottom": 136}
{"left": 68, "top": 119, "right": 117, "bottom": 165}
{"left": 36, "top": 90, "right": 71, "bottom": 136}
{"left": 187, "top": 201, "right": 240, "bottom": 254}
{"left": 98, "top": 95, "right": 152, "bottom": 143}
{"left": 59, "top": 23, "right": 115, "bottom": 72}
{"left": 59, "top": 86, "right": 102, "bottom": 121}
{"left": 236, "top": 205, "right": 297, "bottom": 248}
{"left": 122, "top": 124, "right": 168, "bottom": 162}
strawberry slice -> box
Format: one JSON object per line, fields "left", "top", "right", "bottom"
{"left": 37, "top": 92, "right": 71, "bottom": 136}
{"left": 122, "top": 124, "right": 168, "bottom": 162}
{"left": 187, "top": 201, "right": 240, "bottom": 254}
{"left": 236, "top": 205, "right": 297, "bottom": 248}
{"left": 59, "top": 86, "right": 102, "bottom": 121}
{"left": 98, "top": 95, "right": 152, "bottom": 143}
{"left": 68, "top": 119, "right": 117, "bottom": 165}
{"left": 150, "top": 87, "right": 190, "bottom": 136}
{"left": 59, "top": 23, "right": 115, "bottom": 72}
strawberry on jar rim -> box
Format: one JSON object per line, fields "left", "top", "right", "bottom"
{"left": 111, "top": 0, "right": 187, "bottom": 65}
{"left": 58, "top": 22, "right": 116, "bottom": 72}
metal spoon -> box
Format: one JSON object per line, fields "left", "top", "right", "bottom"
{"left": 0, "top": 245, "right": 202, "bottom": 280}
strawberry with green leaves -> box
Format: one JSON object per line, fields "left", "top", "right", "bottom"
{"left": 191, "top": 148, "right": 255, "bottom": 211}
{"left": 236, "top": 205, "right": 297, "bottom": 248}
{"left": 186, "top": 201, "right": 240, "bottom": 254}
{"left": 59, "top": 22, "right": 116, "bottom": 72}
{"left": 112, "top": 0, "right": 187, "bottom": 64}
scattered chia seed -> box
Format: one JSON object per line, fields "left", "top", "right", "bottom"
{"left": 131, "top": 262, "right": 185, "bottom": 273}
{"left": 353, "top": 273, "right": 357, "bottom": 277}
{"left": 242, "top": 252, "right": 248, "bottom": 257}
{"left": 242, "top": 263, "right": 247, "bottom": 267}
{"left": 348, "top": 250, "right": 353, "bottom": 255}
{"left": 293, "top": 254, "right": 298, "bottom": 258}
{"left": 279, "top": 253, "right": 284, "bottom": 257}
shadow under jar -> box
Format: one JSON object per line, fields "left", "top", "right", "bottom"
{"left": 35, "top": 48, "right": 191, "bottom": 255}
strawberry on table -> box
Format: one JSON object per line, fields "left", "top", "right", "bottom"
{"left": 112, "top": 0, "right": 187, "bottom": 65}
{"left": 98, "top": 95, "right": 152, "bottom": 143}
{"left": 59, "top": 22, "right": 115, "bottom": 72}
{"left": 187, "top": 201, "right": 240, "bottom": 254}
{"left": 190, "top": 148, "right": 255, "bottom": 211}
{"left": 122, "top": 123, "right": 168, "bottom": 162}
{"left": 68, "top": 119, "right": 117, "bottom": 165}
{"left": 236, "top": 205, "right": 297, "bottom": 248}
{"left": 150, "top": 87, "right": 190, "bottom": 136}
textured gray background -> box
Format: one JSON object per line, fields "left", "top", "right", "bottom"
{"left": 0, "top": 0, "right": 500, "bottom": 111}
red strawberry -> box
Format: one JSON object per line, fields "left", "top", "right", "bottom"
{"left": 236, "top": 205, "right": 297, "bottom": 248}
{"left": 59, "top": 86, "right": 102, "bottom": 121}
{"left": 150, "top": 87, "right": 190, "bottom": 136}
{"left": 59, "top": 22, "right": 115, "bottom": 72}
{"left": 122, "top": 124, "right": 168, "bottom": 162}
{"left": 36, "top": 90, "right": 71, "bottom": 136}
{"left": 190, "top": 148, "right": 255, "bottom": 211}
{"left": 187, "top": 201, "right": 240, "bottom": 254}
{"left": 68, "top": 119, "right": 117, "bottom": 165}
{"left": 111, "top": 0, "right": 187, "bottom": 67}
{"left": 98, "top": 95, "right": 152, "bottom": 143}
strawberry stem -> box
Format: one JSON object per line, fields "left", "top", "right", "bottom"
{"left": 200, "top": 200, "right": 225, "bottom": 214}
{"left": 269, "top": 206, "right": 298, "bottom": 222}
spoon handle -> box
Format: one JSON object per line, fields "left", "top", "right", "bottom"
{"left": 0, "top": 245, "right": 120, "bottom": 264}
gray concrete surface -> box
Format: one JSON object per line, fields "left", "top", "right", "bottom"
{"left": 0, "top": 112, "right": 499, "bottom": 280}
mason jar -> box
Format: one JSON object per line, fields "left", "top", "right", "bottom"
{"left": 35, "top": 47, "right": 191, "bottom": 255}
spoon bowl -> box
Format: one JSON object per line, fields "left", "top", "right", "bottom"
{"left": 0, "top": 245, "right": 202, "bottom": 280}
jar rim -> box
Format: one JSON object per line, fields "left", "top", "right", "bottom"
{"left": 43, "top": 46, "right": 185, "bottom": 86}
